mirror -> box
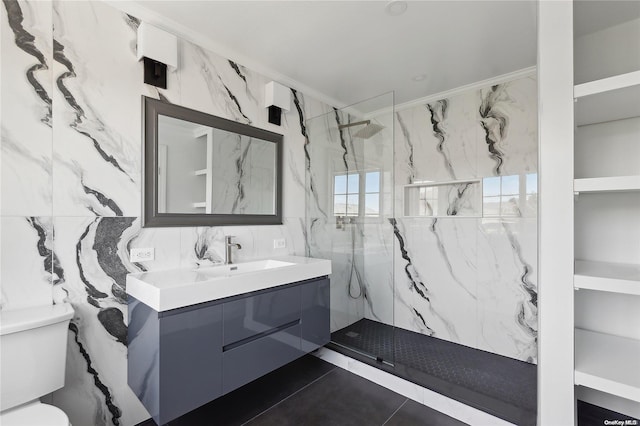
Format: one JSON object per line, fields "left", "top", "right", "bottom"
{"left": 143, "top": 96, "right": 283, "bottom": 227}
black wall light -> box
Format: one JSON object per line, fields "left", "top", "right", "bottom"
{"left": 265, "top": 81, "right": 291, "bottom": 126}
{"left": 137, "top": 22, "right": 178, "bottom": 89}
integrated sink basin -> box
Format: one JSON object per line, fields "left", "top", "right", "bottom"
{"left": 126, "top": 255, "right": 331, "bottom": 312}
{"left": 197, "top": 259, "right": 296, "bottom": 277}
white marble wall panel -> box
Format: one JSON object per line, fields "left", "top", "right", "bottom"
{"left": 395, "top": 91, "right": 477, "bottom": 188}
{"left": 362, "top": 221, "right": 395, "bottom": 325}
{"left": 476, "top": 218, "right": 538, "bottom": 363}
{"left": 51, "top": 217, "right": 149, "bottom": 426}
{"left": 1, "top": 0, "right": 53, "bottom": 216}
{"left": 52, "top": 1, "right": 141, "bottom": 217}
{"left": 392, "top": 217, "right": 478, "bottom": 346}
{"left": 476, "top": 77, "right": 538, "bottom": 177}
{"left": 0, "top": 217, "right": 54, "bottom": 309}
{"left": 388, "top": 75, "right": 538, "bottom": 363}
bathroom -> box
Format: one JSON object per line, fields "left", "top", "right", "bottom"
{"left": 1, "top": 1, "right": 639, "bottom": 425}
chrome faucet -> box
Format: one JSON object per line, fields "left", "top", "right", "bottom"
{"left": 224, "top": 236, "right": 242, "bottom": 264}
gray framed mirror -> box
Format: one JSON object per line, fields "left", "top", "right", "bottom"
{"left": 142, "top": 96, "right": 283, "bottom": 227}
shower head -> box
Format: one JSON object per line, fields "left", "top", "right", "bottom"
{"left": 338, "top": 120, "right": 385, "bottom": 139}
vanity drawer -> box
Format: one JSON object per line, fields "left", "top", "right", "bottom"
{"left": 223, "top": 285, "right": 301, "bottom": 345}
{"left": 222, "top": 323, "right": 302, "bottom": 393}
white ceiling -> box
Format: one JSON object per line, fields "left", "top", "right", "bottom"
{"left": 574, "top": 0, "right": 640, "bottom": 37}
{"left": 125, "top": 1, "right": 538, "bottom": 108}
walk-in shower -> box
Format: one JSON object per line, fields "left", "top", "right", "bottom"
{"left": 305, "top": 92, "right": 396, "bottom": 364}
{"left": 304, "top": 79, "right": 539, "bottom": 426}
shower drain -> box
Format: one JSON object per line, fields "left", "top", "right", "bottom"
{"left": 345, "top": 331, "right": 360, "bottom": 338}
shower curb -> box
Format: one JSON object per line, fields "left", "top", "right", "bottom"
{"left": 313, "top": 347, "right": 517, "bottom": 426}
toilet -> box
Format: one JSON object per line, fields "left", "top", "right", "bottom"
{"left": 0, "top": 302, "right": 74, "bottom": 425}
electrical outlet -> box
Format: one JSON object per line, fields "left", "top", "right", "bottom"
{"left": 273, "top": 238, "right": 286, "bottom": 249}
{"left": 130, "top": 247, "right": 155, "bottom": 262}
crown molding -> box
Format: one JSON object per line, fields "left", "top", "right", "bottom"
{"left": 366, "top": 66, "right": 537, "bottom": 118}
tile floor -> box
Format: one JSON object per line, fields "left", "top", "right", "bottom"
{"left": 137, "top": 354, "right": 467, "bottom": 426}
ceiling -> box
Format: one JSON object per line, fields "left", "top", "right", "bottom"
{"left": 126, "top": 1, "right": 538, "bottom": 109}
{"left": 574, "top": 0, "right": 640, "bottom": 37}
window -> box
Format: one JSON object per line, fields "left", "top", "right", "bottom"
{"left": 483, "top": 173, "right": 537, "bottom": 217}
{"left": 333, "top": 170, "right": 381, "bottom": 218}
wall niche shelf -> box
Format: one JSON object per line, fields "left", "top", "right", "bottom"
{"left": 574, "top": 260, "right": 640, "bottom": 296}
{"left": 192, "top": 202, "right": 206, "bottom": 209}
{"left": 402, "top": 178, "right": 481, "bottom": 218}
{"left": 575, "top": 328, "right": 640, "bottom": 402}
{"left": 574, "top": 71, "right": 640, "bottom": 127}
{"left": 574, "top": 176, "right": 640, "bottom": 193}
{"left": 194, "top": 169, "right": 208, "bottom": 176}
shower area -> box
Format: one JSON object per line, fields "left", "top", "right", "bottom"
{"left": 305, "top": 79, "right": 539, "bottom": 426}
{"left": 305, "top": 92, "right": 396, "bottom": 365}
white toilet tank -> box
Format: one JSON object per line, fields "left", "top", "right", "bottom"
{"left": 0, "top": 302, "right": 74, "bottom": 411}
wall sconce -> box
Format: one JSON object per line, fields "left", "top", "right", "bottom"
{"left": 264, "top": 81, "right": 290, "bottom": 126}
{"left": 137, "top": 22, "right": 178, "bottom": 89}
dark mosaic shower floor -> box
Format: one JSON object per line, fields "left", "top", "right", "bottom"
{"left": 331, "top": 318, "right": 537, "bottom": 426}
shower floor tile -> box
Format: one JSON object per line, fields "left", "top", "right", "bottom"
{"left": 330, "top": 318, "right": 537, "bottom": 426}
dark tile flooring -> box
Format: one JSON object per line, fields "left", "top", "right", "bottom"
{"left": 331, "top": 319, "right": 537, "bottom": 426}
{"left": 137, "top": 354, "right": 466, "bottom": 426}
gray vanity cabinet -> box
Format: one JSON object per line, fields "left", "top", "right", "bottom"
{"left": 128, "top": 298, "right": 223, "bottom": 426}
{"left": 128, "top": 276, "right": 329, "bottom": 426}
{"left": 301, "top": 277, "right": 330, "bottom": 352}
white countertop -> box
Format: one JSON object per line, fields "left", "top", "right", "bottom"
{"left": 126, "top": 256, "right": 331, "bottom": 312}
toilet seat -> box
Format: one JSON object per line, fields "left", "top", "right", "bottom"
{"left": 0, "top": 401, "right": 70, "bottom": 426}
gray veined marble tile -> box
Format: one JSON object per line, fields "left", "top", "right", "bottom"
{"left": 477, "top": 77, "right": 538, "bottom": 177}
{"left": 392, "top": 217, "right": 478, "bottom": 347}
{"left": 52, "top": 0, "right": 141, "bottom": 217}
{"left": 1, "top": 0, "right": 53, "bottom": 216}
{"left": 476, "top": 218, "right": 538, "bottom": 363}
{"left": 0, "top": 217, "right": 54, "bottom": 310}
{"left": 51, "top": 216, "right": 150, "bottom": 426}
{"left": 178, "top": 41, "right": 256, "bottom": 125}
{"left": 179, "top": 225, "right": 259, "bottom": 268}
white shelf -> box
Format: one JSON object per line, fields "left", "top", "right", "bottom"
{"left": 575, "top": 71, "right": 640, "bottom": 99}
{"left": 574, "top": 176, "right": 640, "bottom": 193}
{"left": 575, "top": 329, "right": 640, "bottom": 401}
{"left": 194, "top": 169, "right": 207, "bottom": 176}
{"left": 575, "top": 71, "right": 640, "bottom": 126}
{"left": 575, "top": 260, "right": 640, "bottom": 296}
{"left": 192, "top": 202, "right": 206, "bottom": 208}
{"left": 403, "top": 178, "right": 481, "bottom": 188}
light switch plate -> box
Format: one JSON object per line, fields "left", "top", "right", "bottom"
{"left": 273, "top": 238, "right": 286, "bottom": 249}
{"left": 130, "top": 247, "right": 155, "bottom": 262}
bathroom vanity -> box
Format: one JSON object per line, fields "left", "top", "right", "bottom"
{"left": 126, "top": 256, "right": 331, "bottom": 425}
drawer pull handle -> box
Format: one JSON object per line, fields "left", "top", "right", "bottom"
{"left": 223, "top": 319, "right": 300, "bottom": 352}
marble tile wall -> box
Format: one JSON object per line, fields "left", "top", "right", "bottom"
{"left": 388, "top": 76, "right": 538, "bottom": 363}
{"left": 304, "top": 97, "right": 396, "bottom": 333}
{"left": 1, "top": 1, "right": 325, "bottom": 424}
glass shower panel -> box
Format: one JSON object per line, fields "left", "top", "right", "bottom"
{"left": 305, "top": 92, "right": 395, "bottom": 365}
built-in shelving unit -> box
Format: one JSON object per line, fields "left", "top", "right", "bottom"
{"left": 575, "top": 329, "right": 640, "bottom": 402}
{"left": 192, "top": 202, "right": 206, "bottom": 209}
{"left": 194, "top": 168, "right": 208, "bottom": 176}
{"left": 572, "top": 5, "right": 640, "bottom": 417}
{"left": 574, "top": 176, "right": 640, "bottom": 193}
{"left": 575, "top": 260, "right": 640, "bottom": 296}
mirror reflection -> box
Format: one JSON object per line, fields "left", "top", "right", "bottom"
{"left": 157, "top": 115, "right": 277, "bottom": 215}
